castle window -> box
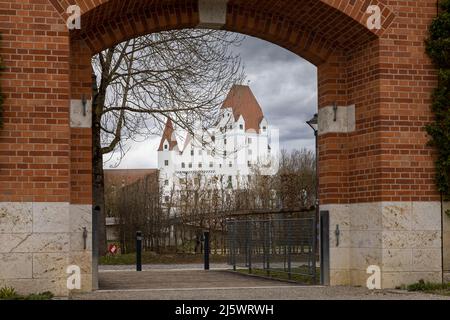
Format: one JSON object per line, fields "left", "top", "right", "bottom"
{"left": 181, "top": 162, "right": 185, "bottom": 168}
{"left": 164, "top": 160, "right": 169, "bottom": 166}
{"left": 209, "top": 162, "right": 213, "bottom": 168}
{"left": 224, "top": 139, "right": 227, "bottom": 145}
{"left": 198, "top": 163, "right": 202, "bottom": 168}
{"left": 248, "top": 137, "right": 252, "bottom": 144}
{"left": 229, "top": 162, "right": 232, "bottom": 168}
{"left": 190, "top": 150, "right": 194, "bottom": 156}
{"left": 188, "top": 163, "right": 192, "bottom": 168}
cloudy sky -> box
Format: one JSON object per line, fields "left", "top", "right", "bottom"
{"left": 105, "top": 34, "right": 318, "bottom": 169}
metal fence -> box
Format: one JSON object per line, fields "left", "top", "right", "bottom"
{"left": 227, "top": 218, "right": 317, "bottom": 284}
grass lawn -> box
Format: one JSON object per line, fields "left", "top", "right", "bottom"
{"left": 99, "top": 252, "right": 229, "bottom": 265}
{"left": 235, "top": 266, "right": 320, "bottom": 285}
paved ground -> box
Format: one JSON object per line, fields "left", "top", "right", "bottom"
{"left": 72, "top": 268, "right": 449, "bottom": 300}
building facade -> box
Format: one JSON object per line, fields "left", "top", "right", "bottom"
{"left": 0, "top": 0, "right": 448, "bottom": 294}
{"left": 157, "top": 85, "right": 277, "bottom": 202}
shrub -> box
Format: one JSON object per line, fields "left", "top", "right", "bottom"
{"left": 0, "top": 286, "right": 54, "bottom": 300}
{"left": 425, "top": 1, "right": 450, "bottom": 197}
{"left": 0, "top": 286, "right": 19, "bottom": 300}
{"left": 407, "top": 279, "right": 450, "bottom": 292}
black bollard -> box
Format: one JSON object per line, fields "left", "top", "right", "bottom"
{"left": 136, "top": 231, "right": 142, "bottom": 272}
{"left": 204, "top": 231, "right": 210, "bottom": 270}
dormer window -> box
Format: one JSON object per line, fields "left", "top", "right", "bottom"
{"left": 263, "top": 126, "right": 267, "bottom": 131}
{"left": 164, "top": 144, "right": 168, "bottom": 150}
{"left": 240, "top": 124, "right": 243, "bottom": 130}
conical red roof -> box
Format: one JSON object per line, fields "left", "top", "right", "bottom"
{"left": 158, "top": 119, "right": 178, "bottom": 151}
{"left": 221, "top": 85, "right": 264, "bottom": 132}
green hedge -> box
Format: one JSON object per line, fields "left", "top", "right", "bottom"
{"left": 425, "top": 0, "right": 450, "bottom": 198}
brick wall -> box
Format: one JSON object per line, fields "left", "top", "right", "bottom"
{"left": 0, "top": 0, "right": 439, "bottom": 206}
{"left": 0, "top": 0, "right": 71, "bottom": 203}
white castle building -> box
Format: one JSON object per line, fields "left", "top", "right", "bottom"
{"left": 157, "top": 85, "right": 278, "bottom": 202}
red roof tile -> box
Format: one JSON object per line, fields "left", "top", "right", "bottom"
{"left": 221, "top": 85, "right": 264, "bottom": 133}
{"left": 158, "top": 119, "right": 178, "bottom": 151}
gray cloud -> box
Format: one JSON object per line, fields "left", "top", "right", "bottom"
{"left": 235, "top": 36, "right": 317, "bottom": 152}
{"left": 108, "top": 34, "right": 317, "bottom": 169}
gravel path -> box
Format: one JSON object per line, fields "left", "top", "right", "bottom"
{"left": 73, "top": 269, "right": 449, "bottom": 300}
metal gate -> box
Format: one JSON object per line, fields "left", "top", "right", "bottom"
{"left": 227, "top": 217, "right": 317, "bottom": 284}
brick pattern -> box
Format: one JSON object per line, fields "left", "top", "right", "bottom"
{"left": 0, "top": 0, "right": 439, "bottom": 206}
{"left": 0, "top": 0, "right": 70, "bottom": 202}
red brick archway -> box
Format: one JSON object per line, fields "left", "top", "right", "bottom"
{"left": 0, "top": 0, "right": 447, "bottom": 296}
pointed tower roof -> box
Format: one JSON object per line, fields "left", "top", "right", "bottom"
{"left": 158, "top": 119, "right": 178, "bottom": 151}
{"left": 221, "top": 85, "right": 265, "bottom": 132}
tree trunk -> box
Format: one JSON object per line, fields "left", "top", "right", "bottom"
{"left": 92, "top": 110, "right": 107, "bottom": 256}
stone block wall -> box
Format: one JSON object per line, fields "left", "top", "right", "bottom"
{"left": 0, "top": 203, "right": 92, "bottom": 296}
{"left": 444, "top": 203, "right": 450, "bottom": 282}
{"left": 324, "top": 202, "right": 442, "bottom": 288}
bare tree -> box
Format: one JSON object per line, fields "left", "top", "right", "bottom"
{"left": 92, "top": 29, "right": 245, "bottom": 254}
{"left": 277, "top": 148, "right": 316, "bottom": 209}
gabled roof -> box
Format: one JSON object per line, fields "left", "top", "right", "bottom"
{"left": 221, "top": 85, "right": 264, "bottom": 133}
{"left": 158, "top": 119, "right": 178, "bottom": 151}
